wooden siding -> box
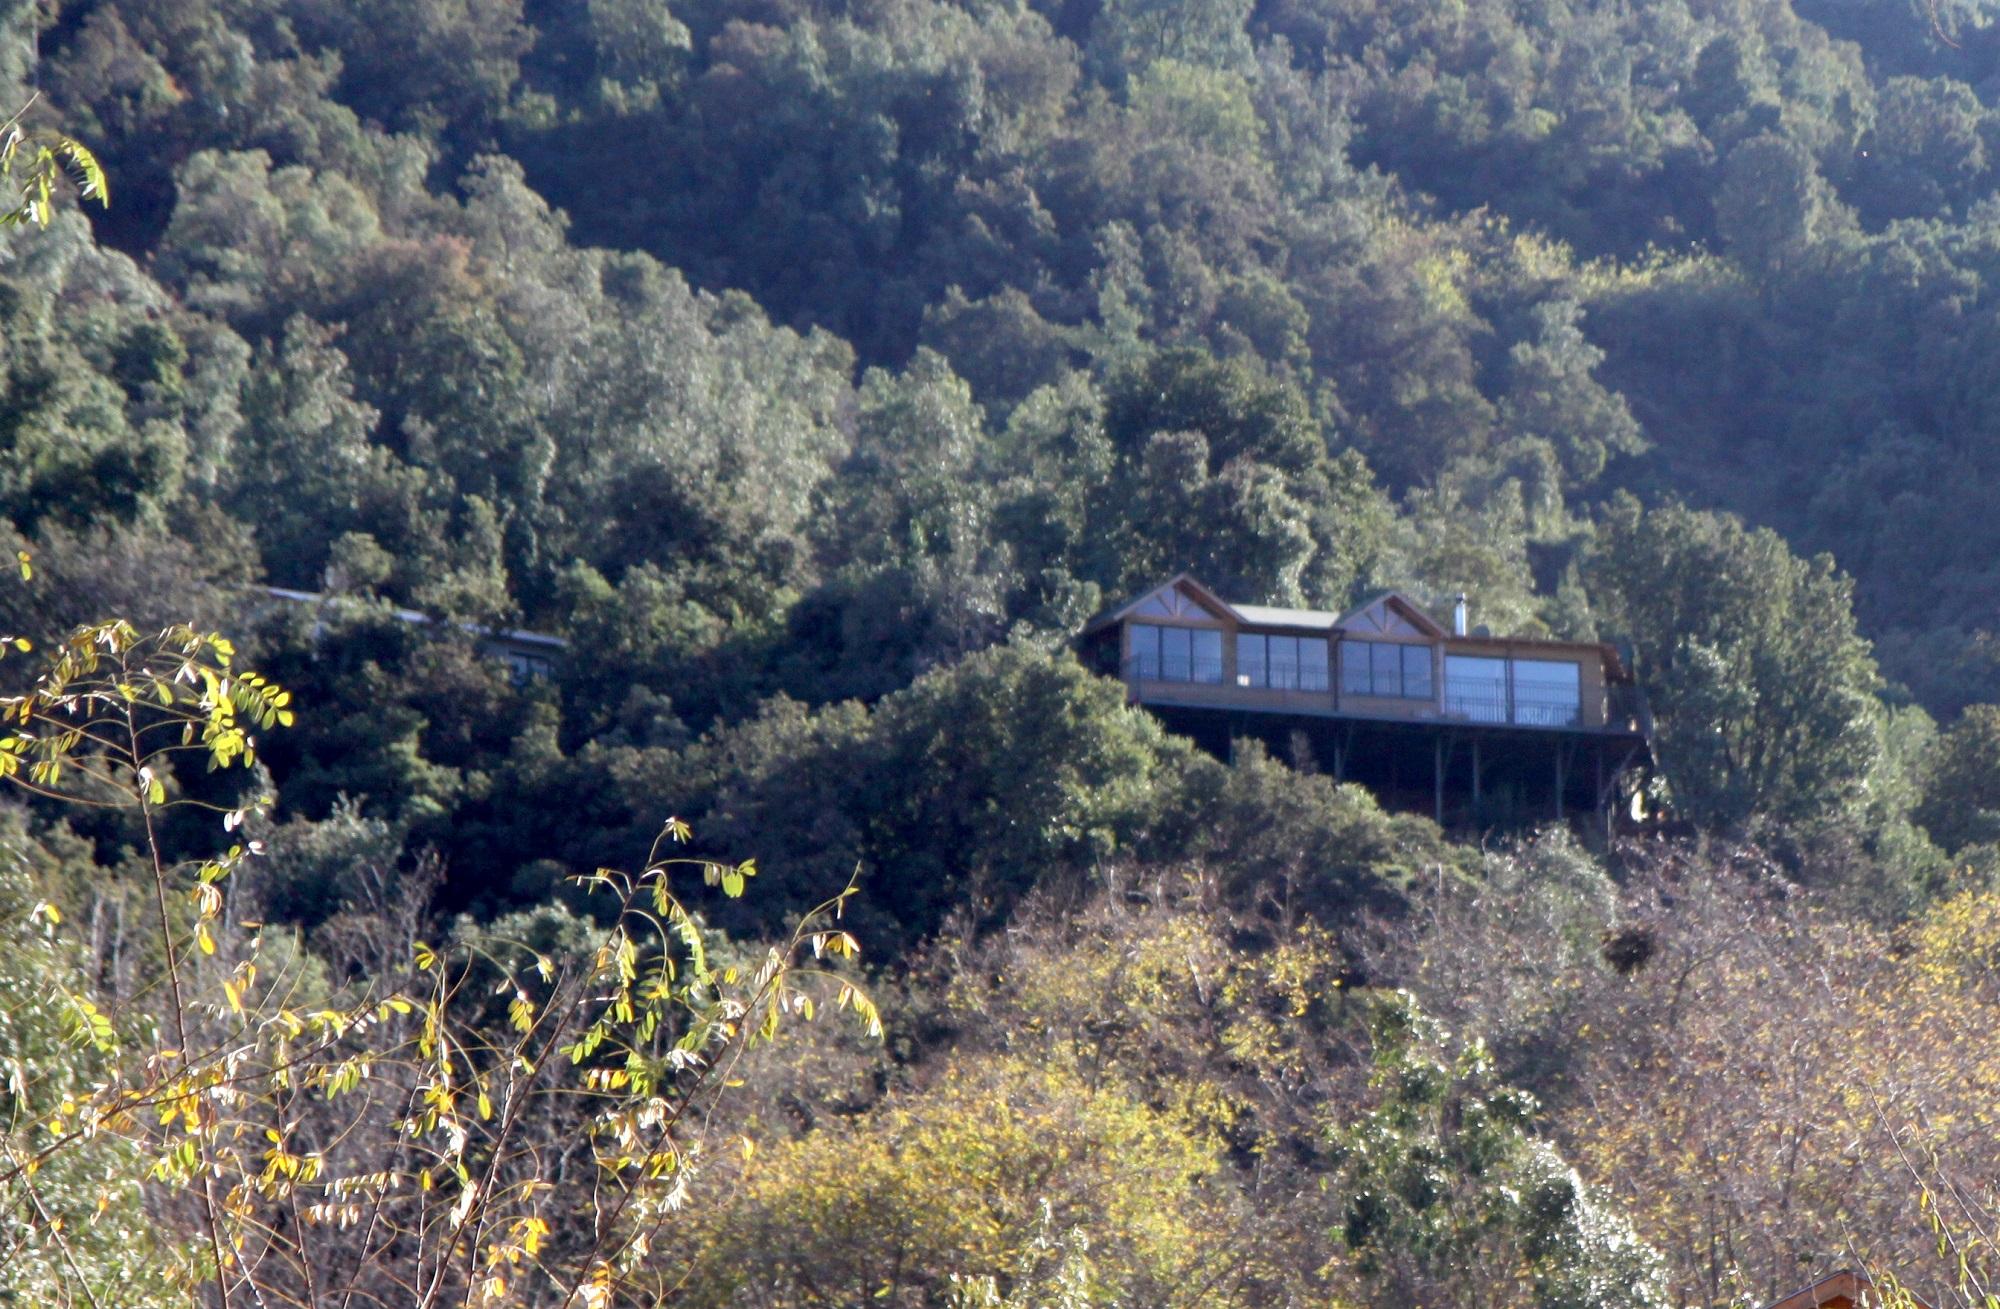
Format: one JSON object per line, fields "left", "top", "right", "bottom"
{"left": 1340, "top": 688, "right": 1442, "bottom": 720}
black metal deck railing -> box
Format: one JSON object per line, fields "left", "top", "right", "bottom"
{"left": 1441, "top": 694, "right": 1583, "bottom": 727}
{"left": 1124, "top": 657, "right": 1331, "bottom": 692}
{"left": 1125, "top": 654, "right": 1228, "bottom": 686}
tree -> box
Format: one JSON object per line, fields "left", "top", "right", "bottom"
{"left": 1330, "top": 990, "right": 1670, "bottom": 1309}
{"left": 1588, "top": 499, "right": 1883, "bottom": 829}
{"left": 1549, "top": 860, "right": 2000, "bottom": 1307}
{"left": 1713, "top": 133, "right": 1850, "bottom": 280}
{"left": 0, "top": 616, "right": 878, "bottom": 1307}
{"left": 1495, "top": 299, "right": 1647, "bottom": 489}
{"left": 1175, "top": 737, "right": 1455, "bottom": 922}
{"left": 0, "top": 808, "right": 185, "bottom": 1304}
{"left": 1914, "top": 703, "right": 2000, "bottom": 853}
{"left": 0, "top": 274, "right": 189, "bottom": 533}
{"left": 1094, "top": 347, "right": 1391, "bottom": 605}
{"left": 670, "top": 1055, "right": 1238, "bottom": 1307}
{"left": 1089, "top": 0, "right": 1253, "bottom": 75}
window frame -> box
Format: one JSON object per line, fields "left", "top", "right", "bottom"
{"left": 1443, "top": 654, "right": 1509, "bottom": 723}
{"left": 1237, "top": 633, "right": 1268, "bottom": 686}
{"left": 1510, "top": 657, "right": 1581, "bottom": 726}
{"left": 1238, "top": 632, "right": 1329, "bottom": 691}
{"left": 1340, "top": 638, "right": 1435, "bottom": 700}
{"left": 1129, "top": 621, "right": 1223, "bottom": 685}
{"left": 1401, "top": 644, "right": 1433, "bottom": 699}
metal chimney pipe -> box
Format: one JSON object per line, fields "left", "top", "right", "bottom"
{"left": 1453, "top": 593, "right": 1468, "bottom": 637}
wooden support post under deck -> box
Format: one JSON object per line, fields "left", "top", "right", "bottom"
{"left": 1471, "top": 734, "right": 1482, "bottom": 816}
{"left": 1434, "top": 733, "right": 1445, "bottom": 826}
{"left": 1597, "top": 743, "right": 1642, "bottom": 835}
{"left": 1553, "top": 741, "right": 1568, "bottom": 822}
{"left": 1594, "top": 746, "right": 1607, "bottom": 840}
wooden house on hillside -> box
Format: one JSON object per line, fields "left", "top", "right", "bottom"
{"left": 1079, "top": 575, "right": 1654, "bottom": 830}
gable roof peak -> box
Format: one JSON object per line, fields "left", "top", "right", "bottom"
{"left": 1085, "top": 574, "right": 1238, "bottom": 631}
{"left": 1334, "top": 590, "right": 1449, "bottom": 639}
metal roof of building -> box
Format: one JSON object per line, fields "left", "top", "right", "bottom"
{"left": 1229, "top": 604, "right": 1340, "bottom": 630}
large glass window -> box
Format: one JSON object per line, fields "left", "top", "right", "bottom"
{"left": 1237, "top": 634, "right": 1265, "bottom": 685}
{"left": 1131, "top": 623, "right": 1161, "bottom": 678}
{"left": 1339, "top": 640, "right": 1370, "bottom": 695}
{"left": 1441, "top": 655, "right": 1584, "bottom": 725}
{"left": 1301, "top": 638, "right": 1329, "bottom": 691}
{"left": 1402, "top": 644, "right": 1433, "bottom": 699}
{"left": 1340, "top": 640, "right": 1434, "bottom": 699}
{"left": 1272, "top": 637, "right": 1300, "bottom": 688}
{"left": 1512, "top": 659, "right": 1581, "bottom": 726}
{"left": 1193, "top": 628, "right": 1222, "bottom": 683}
{"left": 1129, "top": 623, "right": 1222, "bottom": 684}
{"left": 1444, "top": 655, "right": 1509, "bottom": 722}
{"left": 1237, "top": 633, "right": 1329, "bottom": 690}
{"left": 1370, "top": 641, "right": 1399, "bottom": 692}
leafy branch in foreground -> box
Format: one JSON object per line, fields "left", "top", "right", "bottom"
{"left": 0, "top": 94, "right": 107, "bottom": 228}
{"left": 0, "top": 619, "right": 878, "bottom": 1307}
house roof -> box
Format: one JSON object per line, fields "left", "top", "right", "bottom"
{"left": 1082, "top": 573, "right": 1238, "bottom": 634}
{"left": 1084, "top": 576, "right": 1632, "bottom": 679}
{"left": 260, "top": 586, "right": 568, "bottom": 651}
{"left": 1086, "top": 579, "right": 1431, "bottom": 636}
{"left": 1332, "top": 590, "right": 1451, "bottom": 639}
{"left": 1231, "top": 604, "right": 1340, "bottom": 631}
{"left": 1086, "top": 579, "right": 1451, "bottom": 638}
{"left": 1762, "top": 1269, "right": 1930, "bottom": 1309}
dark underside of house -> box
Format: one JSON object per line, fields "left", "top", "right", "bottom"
{"left": 1147, "top": 701, "right": 1648, "bottom": 831}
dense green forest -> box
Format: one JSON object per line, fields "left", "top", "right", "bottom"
{"left": 12, "top": 0, "right": 2000, "bottom": 1303}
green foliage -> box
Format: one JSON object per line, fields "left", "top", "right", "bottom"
{"left": 611, "top": 645, "right": 1191, "bottom": 949}
{"left": 1091, "top": 0, "right": 1253, "bottom": 75}
{"left": 0, "top": 98, "right": 108, "bottom": 229}
{"left": 0, "top": 618, "right": 877, "bottom": 1307}
{"left": 1914, "top": 704, "right": 2000, "bottom": 854}
{"left": 1714, "top": 132, "right": 1853, "bottom": 276}
{"left": 1589, "top": 499, "right": 1883, "bottom": 828}
{"left": 0, "top": 274, "right": 188, "bottom": 533}
{"left": 1175, "top": 738, "right": 1460, "bottom": 918}
{"left": 1094, "top": 347, "right": 1391, "bottom": 604}
{"left": 1331, "top": 991, "right": 1670, "bottom": 1309}
{"left": 0, "top": 810, "right": 183, "bottom": 1305}
{"left": 675, "top": 1055, "right": 1232, "bottom": 1307}
{"left": 21, "top": 0, "right": 2000, "bottom": 749}
{"left": 15, "top": 1, "right": 2000, "bottom": 1302}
